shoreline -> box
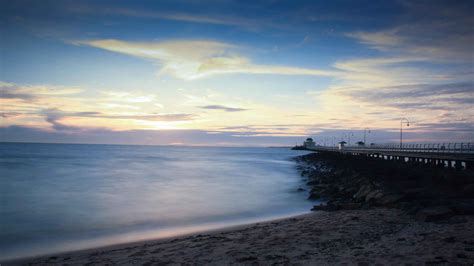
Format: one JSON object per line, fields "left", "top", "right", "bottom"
{"left": 3, "top": 210, "right": 312, "bottom": 264}
{"left": 12, "top": 208, "right": 474, "bottom": 265}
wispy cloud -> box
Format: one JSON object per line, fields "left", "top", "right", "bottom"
{"left": 1, "top": 82, "right": 197, "bottom": 131}
{"left": 309, "top": 1, "right": 474, "bottom": 135}
{"left": 347, "top": 1, "right": 474, "bottom": 62}
{"left": 0, "top": 82, "right": 82, "bottom": 100}
{"left": 42, "top": 108, "right": 196, "bottom": 131}
{"left": 199, "top": 105, "right": 248, "bottom": 112}
{"left": 76, "top": 39, "right": 339, "bottom": 80}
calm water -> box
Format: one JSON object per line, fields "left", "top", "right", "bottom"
{"left": 0, "top": 143, "right": 313, "bottom": 260}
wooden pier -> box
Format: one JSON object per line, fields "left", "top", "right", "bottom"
{"left": 307, "top": 143, "right": 474, "bottom": 170}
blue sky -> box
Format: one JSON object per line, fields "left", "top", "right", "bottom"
{"left": 1, "top": 0, "right": 473, "bottom": 146}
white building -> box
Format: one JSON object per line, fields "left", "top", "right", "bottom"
{"left": 304, "top": 138, "right": 316, "bottom": 149}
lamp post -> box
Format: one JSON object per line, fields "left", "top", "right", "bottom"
{"left": 400, "top": 118, "right": 410, "bottom": 149}
{"left": 363, "top": 128, "right": 371, "bottom": 145}
{"left": 347, "top": 132, "right": 354, "bottom": 146}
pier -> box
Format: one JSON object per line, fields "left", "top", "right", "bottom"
{"left": 306, "top": 143, "right": 474, "bottom": 170}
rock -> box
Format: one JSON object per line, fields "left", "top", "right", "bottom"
{"left": 449, "top": 200, "right": 474, "bottom": 215}
{"left": 353, "top": 185, "right": 373, "bottom": 201}
{"left": 311, "top": 203, "right": 339, "bottom": 212}
{"left": 463, "top": 184, "right": 474, "bottom": 197}
{"left": 308, "top": 192, "right": 321, "bottom": 200}
{"left": 377, "top": 193, "right": 405, "bottom": 206}
{"left": 404, "top": 188, "right": 427, "bottom": 198}
{"left": 415, "top": 206, "right": 454, "bottom": 222}
{"left": 297, "top": 187, "right": 306, "bottom": 192}
{"left": 338, "top": 202, "right": 362, "bottom": 210}
{"left": 333, "top": 169, "right": 344, "bottom": 177}
{"left": 365, "top": 189, "right": 385, "bottom": 203}
{"left": 443, "top": 236, "right": 456, "bottom": 243}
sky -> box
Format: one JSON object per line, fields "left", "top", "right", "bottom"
{"left": 1, "top": 0, "right": 473, "bottom": 146}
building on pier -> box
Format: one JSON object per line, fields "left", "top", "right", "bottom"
{"left": 304, "top": 138, "right": 316, "bottom": 149}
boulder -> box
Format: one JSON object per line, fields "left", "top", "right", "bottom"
{"left": 449, "top": 200, "right": 474, "bottom": 215}
{"left": 415, "top": 206, "right": 454, "bottom": 222}
{"left": 463, "top": 184, "right": 474, "bottom": 198}
{"left": 353, "top": 185, "right": 373, "bottom": 201}
{"left": 365, "top": 189, "right": 385, "bottom": 203}
{"left": 308, "top": 192, "right": 321, "bottom": 200}
{"left": 404, "top": 188, "right": 427, "bottom": 199}
{"left": 338, "top": 202, "right": 362, "bottom": 210}
{"left": 333, "top": 169, "right": 344, "bottom": 177}
{"left": 377, "top": 193, "right": 405, "bottom": 206}
{"left": 311, "top": 203, "right": 338, "bottom": 212}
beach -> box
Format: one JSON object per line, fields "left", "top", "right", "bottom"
{"left": 16, "top": 208, "right": 474, "bottom": 265}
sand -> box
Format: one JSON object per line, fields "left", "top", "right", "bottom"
{"left": 14, "top": 208, "right": 474, "bottom": 265}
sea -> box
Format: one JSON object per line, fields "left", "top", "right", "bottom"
{"left": 0, "top": 143, "right": 314, "bottom": 261}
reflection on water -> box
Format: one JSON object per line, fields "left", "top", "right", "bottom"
{"left": 0, "top": 143, "right": 313, "bottom": 260}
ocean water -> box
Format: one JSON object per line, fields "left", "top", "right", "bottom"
{"left": 0, "top": 143, "right": 314, "bottom": 261}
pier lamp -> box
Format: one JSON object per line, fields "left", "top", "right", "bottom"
{"left": 348, "top": 132, "right": 354, "bottom": 146}
{"left": 363, "top": 128, "right": 371, "bottom": 145}
{"left": 400, "top": 118, "right": 410, "bottom": 149}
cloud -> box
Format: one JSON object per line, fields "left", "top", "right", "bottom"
{"left": 77, "top": 39, "right": 339, "bottom": 80}
{"left": 199, "top": 105, "right": 248, "bottom": 112}
{"left": 347, "top": 1, "right": 474, "bottom": 62}
{"left": 1, "top": 81, "right": 196, "bottom": 131}
{"left": 312, "top": 1, "right": 474, "bottom": 134}
{"left": 0, "top": 82, "right": 82, "bottom": 101}
{"left": 42, "top": 108, "right": 196, "bottom": 131}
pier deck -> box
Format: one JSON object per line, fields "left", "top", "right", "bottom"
{"left": 306, "top": 143, "right": 474, "bottom": 170}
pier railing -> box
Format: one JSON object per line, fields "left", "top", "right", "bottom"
{"left": 313, "top": 142, "right": 474, "bottom": 154}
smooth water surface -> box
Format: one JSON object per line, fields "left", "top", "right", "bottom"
{"left": 0, "top": 143, "right": 313, "bottom": 260}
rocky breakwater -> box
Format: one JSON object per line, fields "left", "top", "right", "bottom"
{"left": 295, "top": 152, "right": 474, "bottom": 222}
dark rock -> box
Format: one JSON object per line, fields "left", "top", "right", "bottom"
{"left": 443, "top": 236, "right": 456, "bottom": 243}
{"left": 404, "top": 188, "right": 427, "bottom": 198}
{"left": 236, "top": 256, "right": 258, "bottom": 262}
{"left": 308, "top": 192, "right": 321, "bottom": 200}
{"left": 333, "top": 169, "right": 344, "bottom": 177}
{"left": 415, "top": 206, "right": 454, "bottom": 222}
{"left": 463, "top": 184, "right": 474, "bottom": 197}
{"left": 376, "top": 193, "right": 405, "bottom": 206}
{"left": 365, "top": 189, "right": 385, "bottom": 203}
{"left": 449, "top": 200, "right": 474, "bottom": 215}
{"left": 353, "top": 185, "right": 373, "bottom": 201}
{"left": 338, "top": 203, "right": 362, "bottom": 210}
{"left": 311, "top": 203, "right": 339, "bottom": 212}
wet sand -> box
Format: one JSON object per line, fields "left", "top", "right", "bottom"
{"left": 15, "top": 208, "right": 474, "bottom": 265}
